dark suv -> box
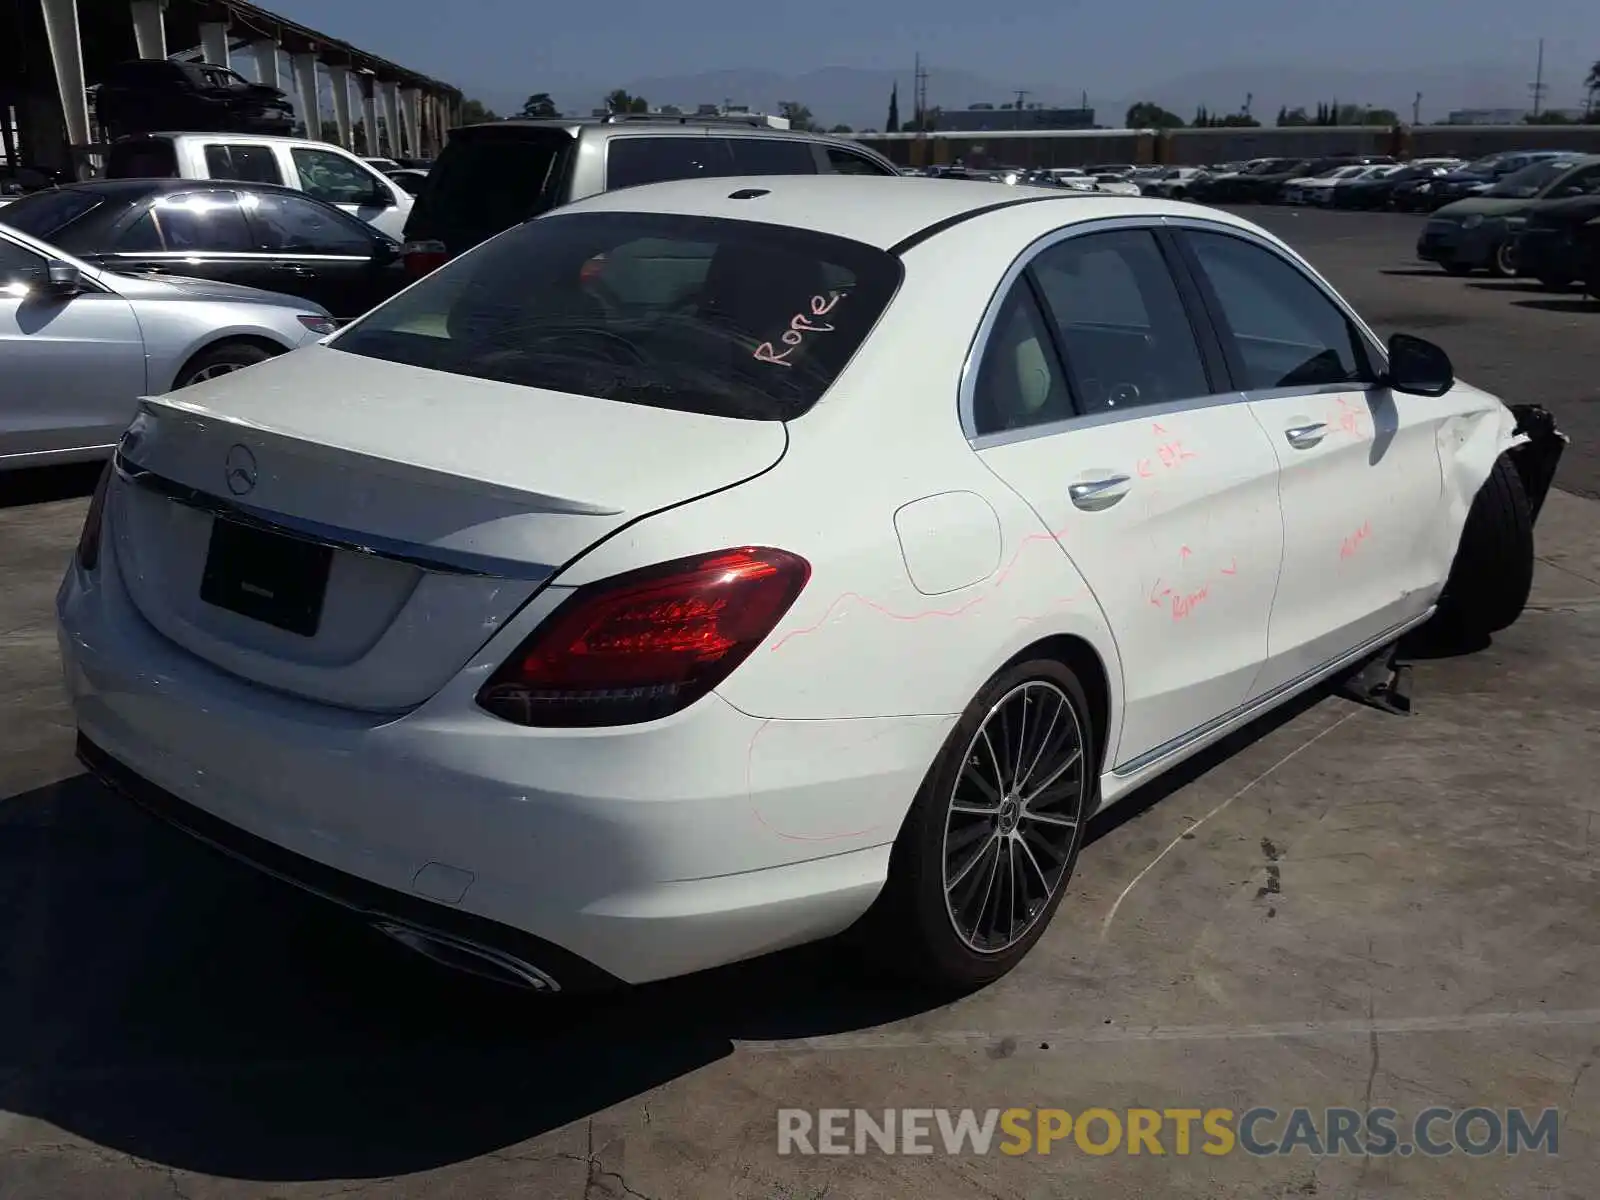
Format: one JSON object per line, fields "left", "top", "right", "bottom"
{"left": 400, "top": 113, "right": 899, "bottom": 275}
{"left": 94, "top": 59, "right": 295, "bottom": 140}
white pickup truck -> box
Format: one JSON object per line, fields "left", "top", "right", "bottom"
{"left": 103, "top": 132, "right": 414, "bottom": 240}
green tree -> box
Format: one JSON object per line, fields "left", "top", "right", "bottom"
{"left": 1277, "top": 106, "right": 1311, "bottom": 126}
{"left": 886, "top": 83, "right": 900, "bottom": 133}
{"left": 604, "top": 89, "right": 649, "bottom": 115}
{"left": 1193, "top": 105, "right": 1209, "bottom": 126}
{"left": 1125, "top": 101, "right": 1185, "bottom": 129}
{"left": 459, "top": 98, "right": 499, "bottom": 124}
{"left": 519, "top": 92, "right": 558, "bottom": 119}
{"left": 829, "top": 123, "right": 854, "bottom": 133}
{"left": 1525, "top": 110, "right": 1576, "bottom": 124}
{"left": 779, "top": 101, "right": 816, "bottom": 131}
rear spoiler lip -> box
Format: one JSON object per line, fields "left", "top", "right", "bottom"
{"left": 133, "top": 394, "right": 623, "bottom": 517}
{"left": 112, "top": 448, "right": 559, "bottom": 583}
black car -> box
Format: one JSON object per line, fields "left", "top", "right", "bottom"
{"left": 0, "top": 179, "right": 406, "bottom": 319}
{"left": 93, "top": 59, "right": 295, "bottom": 140}
{"left": 1578, "top": 218, "right": 1600, "bottom": 299}
{"left": 1397, "top": 151, "right": 1568, "bottom": 213}
{"left": 1332, "top": 162, "right": 1453, "bottom": 210}
{"left": 1513, "top": 184, "right": 1600, "bottom": 290}
{"left": 1232, "top": 154, "right": 1392, "bottom": 205}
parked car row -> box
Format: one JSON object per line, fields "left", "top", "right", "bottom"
{"left": 1414, "top": 153, "right": 1600, "bottom": 293}
{"left": 2, "top": 114, "right": 905, "bottom": 470}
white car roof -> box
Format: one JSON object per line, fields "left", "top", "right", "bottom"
{"left": 551, "top": 175, "right": 1253, "bottom": 251}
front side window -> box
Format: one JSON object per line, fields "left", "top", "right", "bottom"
{"left": 291, "top": 148, "right": 382, "bottom": 205}
{"left": 332, "top": 210, "right": 902, "bottom": 421}
{"left": 0, "top": 234, "right": 45, "bottom": 292}
{"left": 1184, "top": 230, "right": 1370, "bottom": 390}
{"left": 204, "top": 143, "right": 284, "bottom": 185}
{"left": 137, "top": 191, "right": 254, "bottom": 252}
{"left": 1029, "top": 229, "right": 1211, "bottom": 413}
{"left": 243, "top": 193, "right": 376, "bottom": 254}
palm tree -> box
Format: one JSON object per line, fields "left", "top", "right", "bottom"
{"left": 1587, "top": 60, "right": 1600, "bottom": 118}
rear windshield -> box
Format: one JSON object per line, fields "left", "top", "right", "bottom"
{"left": 0, "top": 189, "right": 104, "bottom": 238}
{"left": 107, "top": 139, "right": 179, "bottom": 179}
{"left": 404, "top": 127, "right": 571, "bottom": 249}
{"left": 334, "top": 210, "right": 902, "bottom": 421}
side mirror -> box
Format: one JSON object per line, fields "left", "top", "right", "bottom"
{"left": 363, "top": 183, "right": 396, "bottom": 209}
{"left": 42, "top": 259, "right": 83, "bottom": 296}
{"left": 1383, "top": 333, "right": 1453, "bottom": 398}
{"left": 372, "top": 239, "right": 401, "bottom": 264}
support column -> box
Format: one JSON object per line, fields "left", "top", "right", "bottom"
{"left": 199, "top": 20, "right": 229, "bottom": 68}
{"left": 130, "top": 0, "right": 167, "bottom": 59}
{"left": 251, "top": 40, "right": 280, "bottom": 89}
{"left": 399, "top": 87, "right": 421, "bottom": 162}
{"left": 293, "top": 53, "right": 320, "bottom": 140}
{"left": 39, "top": 0, "right": 90, "bottom": 168}
{"left": 359, "top": 75, "right": 379, "bottom": 156}
{"left": 327, "top": 65, "right": 353, "bottom": 150}
{"left": 379, "top": 80, "right": 401, "bottom": 159}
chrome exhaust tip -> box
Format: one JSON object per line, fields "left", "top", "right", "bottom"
{"left": 372, "top": 921, "right": 561, "bottom": 993}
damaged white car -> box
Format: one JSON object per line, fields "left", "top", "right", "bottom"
{"left": 58, "top": 178, "right": 1566, "bottom": 994}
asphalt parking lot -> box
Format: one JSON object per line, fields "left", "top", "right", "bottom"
{"left": 2, "top": 207, "right": 1598, "bottom": 1200}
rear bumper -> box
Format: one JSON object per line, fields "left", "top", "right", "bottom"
{"left": 56, "top": 529, "right": 943, "bottom": 987}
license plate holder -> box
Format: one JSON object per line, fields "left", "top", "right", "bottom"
{"left": 199, "top": 517, "right": 333, "bottom": 637}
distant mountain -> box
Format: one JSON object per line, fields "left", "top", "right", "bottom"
{"left": 470, "top": 59, "right": 1578, "bottom": 132}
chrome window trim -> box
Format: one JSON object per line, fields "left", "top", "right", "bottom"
{"left": 112, "top": 451, "right": 558, "bottom": 583}
{"left": 958, "top": 214, "right": 1241, "bottom": 443}
{"left": 104, "top": 251, "right": 372, "bottom": 263}
{"left": 1161, "top": 214, "right": 1391, "bottom": 376}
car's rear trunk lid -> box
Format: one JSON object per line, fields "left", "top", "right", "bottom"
{"left": 109, "top": 345, "right": 786, "bottom": 711}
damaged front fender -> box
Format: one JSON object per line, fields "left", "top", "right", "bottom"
{"left": 1504, "top": 403, "right": 1567, "bottom": 524}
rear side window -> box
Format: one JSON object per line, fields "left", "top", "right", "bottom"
{"left": 203, "top": 144, "right": 284, "bottom": 185}
{"left": 606, "top": 137, "right": 818, "bottom": 190}
{"left": 134, "top": 192, "right": 254, "bottom": 252}
{"left": 406, "top": 128, "right": 571, "bottom": 248}
{"left": 824, "top": 146, "right": 895, "bottom": 176}
{"left": 106, "top": 140, "right": 179, "bottom": 179}
{"left": 333, "top": 210, "right": 902, "bottom": 421}
{"left": 244, "top": 192, "right": 375, "bottom": 254}
{"left": 0, "top": 189, "right": 105, "bottom": 239}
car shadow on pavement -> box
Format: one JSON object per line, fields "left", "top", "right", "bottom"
{"left": 1379, "top": 267, "right": 1454, "bottom": 277}
{"left": 0, "top": 769, "right": 953, "bottom": 1181}
{"left": 1512, "top": 297, "right": 1600, "bottom": 314}
{"left": 0, "top": 639, "right": 1494, "bottom": 1183}
{"left": 1466, "top": 281, "right": 1547, "bottom": 294}
{"left": 0, "top": 463, "right": 103, "bottom": 509}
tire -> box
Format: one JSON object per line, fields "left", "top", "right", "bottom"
{"left": 1442, "top": 262, "right": 1473, "bottom": 276}
{"left": 1487, "top": 238, "right": 1517, "bottom": 278}
{"left": 173, "top": 340, "right": 278, "bottom": 389}
{"left": 863, "top": 658, "right": 1098, "bottom": 991}
{"left": 1432, "top": 454, "right": 1535, "bottom": 639}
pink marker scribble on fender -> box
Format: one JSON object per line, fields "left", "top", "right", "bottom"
{"left": 1340, "top": 520, "right": 1373, "bottom": 559}
{"left": 1150, "top": 556, "right": 1235, "bottom": 620}
{"left": 753, "top": 291, "right": 843, "bottom": 367}
{"left": 769, "top": 522, "right": 1076, "bottom": 653}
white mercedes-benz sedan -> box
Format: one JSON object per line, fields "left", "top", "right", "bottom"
{"left": 58, "top": 175, "right": 1566, "bottom": 993}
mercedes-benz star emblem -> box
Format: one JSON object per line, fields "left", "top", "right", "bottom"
{"left": 224, "top": 444, "right": 258, "bottom": 496}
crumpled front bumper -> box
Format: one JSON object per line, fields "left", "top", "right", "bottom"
{"left": 1506, "top": 404, "right": 1567, "bottom": 524}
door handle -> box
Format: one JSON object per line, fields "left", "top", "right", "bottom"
{"left": 1068, "top": 474, "right": 1132, "bottom": 511}
{"left": 1284, "top": 422, "right": 1327, "bottom": 449}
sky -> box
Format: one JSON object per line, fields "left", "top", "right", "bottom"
{"left": 266, "top": 0, "right": 1600, "bottom": 113}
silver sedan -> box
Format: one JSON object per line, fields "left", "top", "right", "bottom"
{"left": 1, "top": 221, "right": 334, "bottom": 470}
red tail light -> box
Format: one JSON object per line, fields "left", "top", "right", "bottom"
{"left": 402, "top": 239, "right": 450, "bottom": 277}
{"left": 477, "top": 547, "right": 811, "bottom": 728}
{"left": 75, "top": 462, "right": 113, "bottom": 571}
